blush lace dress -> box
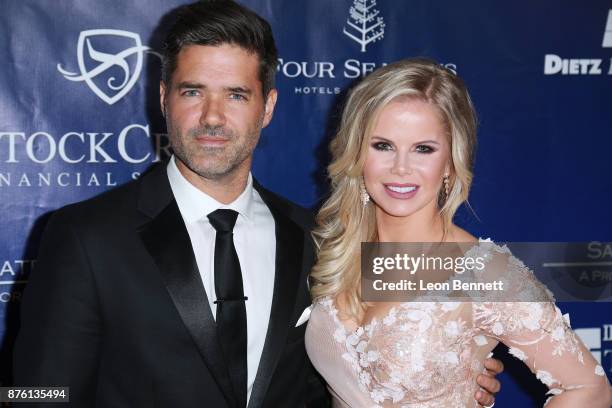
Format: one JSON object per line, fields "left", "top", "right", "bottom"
{"left": 305, "top": 241, "right": 610, "bottom": 407}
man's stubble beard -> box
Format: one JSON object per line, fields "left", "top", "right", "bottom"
{"left": 170, "top": 119, "right": 263, "bottom": 182}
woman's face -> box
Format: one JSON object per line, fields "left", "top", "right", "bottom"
{"left": 363, "top": 98, "right": 451, "bottom": 220}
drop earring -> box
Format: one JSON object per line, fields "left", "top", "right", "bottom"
{"left": 360, "top": 180, "right": 370, "bottom": 206}
{"left": 443, "top": 173, "right": 450, "bottom": 198}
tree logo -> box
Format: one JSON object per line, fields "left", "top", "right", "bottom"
{"left": 57, "top": 29, "right": 161, "bottom": 105}
{"left": 343, "top": 0, "right": 386, "bottom": 53}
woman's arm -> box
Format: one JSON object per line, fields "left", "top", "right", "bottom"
{"left": 474, "top": 251, "right": 612, "bottom": 407}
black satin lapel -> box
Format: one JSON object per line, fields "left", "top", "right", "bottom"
{"left": 247, "top": 206, "right": 304, "bottom": 408}
{"left": 138, "top": 200, "right": 237, "bottom": 408}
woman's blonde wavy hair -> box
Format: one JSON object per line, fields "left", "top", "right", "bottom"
{"left": 310, "top": 58, "right": 477, "bottom": 316}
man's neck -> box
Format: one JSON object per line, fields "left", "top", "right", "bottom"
{"left": 175, "top": 158, "right": 250, "bottom": 204}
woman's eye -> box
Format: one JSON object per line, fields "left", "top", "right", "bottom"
{"left": 372, "top": 142, "right": 393, "bottom": 151}
{"left": 415, "top": 145, "right": 435, "bottom": 154}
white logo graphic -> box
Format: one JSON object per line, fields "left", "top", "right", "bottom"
{"left": 58, "top": 29, "right": 161, "bottom": 105}
{"left": 544, "top": 9, "right": 612, "bottom": 75}
{"left": 603, "top": 10, "right": 612, "bottom": 48}
{"left": 576, "top": 327, "right": 602, "bottom": 363}
{"left": 575, "top": 324, "right": 612, "bottom": 369}
{"left": 343, "top": 0, "right": 386, "bottom": 52}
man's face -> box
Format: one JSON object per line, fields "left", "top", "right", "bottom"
{"left": 160, "top": 44, "right": 277, "bottom": 182}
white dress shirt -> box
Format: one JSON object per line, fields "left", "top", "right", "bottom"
{"left": 167, "top": 156, "right": 276, "bottom": 403}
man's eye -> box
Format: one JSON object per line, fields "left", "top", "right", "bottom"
{"left": 182, "top": 90, "right": 199, "bottom": 97}
{"left": 415, "top": 145, "right": 435, "bottom": 154}
{"left": 229, "top": 93, "right": 247, "bottom": 101}
{"left": 372, "top": 142, "right": 393, "bottom": 151}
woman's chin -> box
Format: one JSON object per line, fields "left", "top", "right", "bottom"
{"left": 373, "top": 202, "right": 420, "bottom": 219}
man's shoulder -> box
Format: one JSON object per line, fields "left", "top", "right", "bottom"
{"left": 50, "top": 163, "right": 165, "bottom": 228}
{"left": 254, "top": 181, "right": 315, "bottom": 231}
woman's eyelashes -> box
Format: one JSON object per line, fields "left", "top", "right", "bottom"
{"left": 371, "top": 141, "right": 437, "bottom": 154}
{"left": 372, "top": 141, "right": 393, "bottom": 151}
{"left": 415, "top": 144, "right": 436, "bottom": 154}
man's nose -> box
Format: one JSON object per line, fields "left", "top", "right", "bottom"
{"left": 200, "top": 96, "right": 226, "bottom": 127}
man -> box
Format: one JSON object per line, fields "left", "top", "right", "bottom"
{"left": 14, "top": 1, "right": 502, "bottom": 407}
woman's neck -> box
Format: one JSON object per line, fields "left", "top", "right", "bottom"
{"left": 375, "top": 207, "right": 446, "bottom": 243}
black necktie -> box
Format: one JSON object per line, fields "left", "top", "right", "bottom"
{"left": 207, "top": 209, "right": 247, "bottom": 407}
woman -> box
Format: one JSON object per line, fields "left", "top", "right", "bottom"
{"left": 305, "top": 58, "right": 612, "bottom": 407}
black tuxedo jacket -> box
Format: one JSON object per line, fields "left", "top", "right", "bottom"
{"left": 14, "top": 163, "right": 328, "bottom": 407}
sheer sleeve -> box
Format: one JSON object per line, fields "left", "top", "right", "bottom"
{"left": 473, "top": 246, "right": 611, "bottom": 406}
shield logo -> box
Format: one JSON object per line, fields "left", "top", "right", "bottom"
{"left": 58, "top": 29, "right": 157, "bottom": 105}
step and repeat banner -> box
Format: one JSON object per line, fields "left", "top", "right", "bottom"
{"left": 1, "top": 0, "right": 611, "bottom": 405}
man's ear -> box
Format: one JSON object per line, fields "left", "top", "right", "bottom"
{"left": 159, "top": 81, "right": 167, "bottom": 118}
{"left": 262, "top": 89, "right": 278, "bottom": 128}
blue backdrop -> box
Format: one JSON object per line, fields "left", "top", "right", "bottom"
{"left": 1, "top": 1, "right": 610, "bottom": 405}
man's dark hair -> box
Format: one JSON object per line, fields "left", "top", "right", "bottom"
{"left": 162, "top": 0, "right": 278, "bottom": 98}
